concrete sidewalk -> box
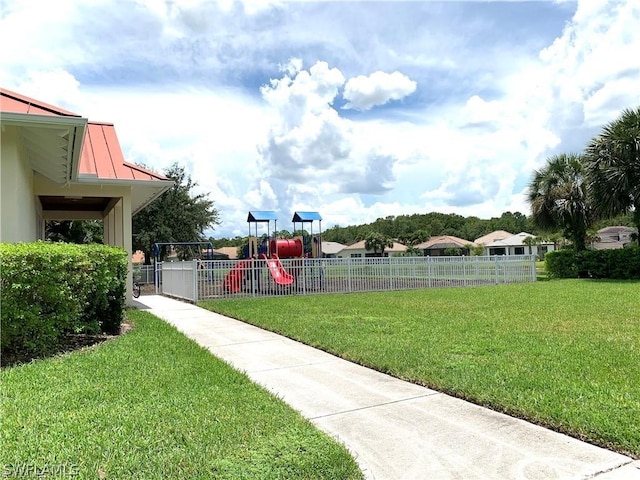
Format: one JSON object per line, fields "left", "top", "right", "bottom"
{"left": 135, "top": 295, "right": 638, "bottom": 480}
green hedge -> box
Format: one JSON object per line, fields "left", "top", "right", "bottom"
{"left": 545, "top": 246, "right": 640, "bottom": 279}
{"left": 0, "top": 242, "right": 127, "bottom": 364}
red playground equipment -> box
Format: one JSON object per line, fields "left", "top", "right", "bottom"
{"left": 223, "top": 211, "right": 322, "bottom": 293}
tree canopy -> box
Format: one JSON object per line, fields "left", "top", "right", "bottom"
{"left": 363, "top": 231, "right": 394, "bottom": 257}
{"left": 528, "top": 153, "right": 594, "bottom": 251}
{"left": 133, "top": 163, "right": 220, "bottom": 263}
{"left": 45, "top": 220, "right": 104, "bottom": 244}
{"left": 586, "top": 106, "right": 640, "bottom": 242}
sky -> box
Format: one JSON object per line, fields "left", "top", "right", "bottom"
{"left": 1, "top": 0, "right": 639, "bottom": 238}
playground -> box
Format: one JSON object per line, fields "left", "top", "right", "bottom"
{"left": 156, "top": 211, "right": 537, "bottom": 303}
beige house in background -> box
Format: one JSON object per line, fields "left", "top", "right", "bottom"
{"left": 474, "top": 230, "right": 513, "bottom": 246}
{"left": 415, "top": 235, "right": 475, "bottom": 256}
{"left": 0, "top": 88, "right": 173, "bottom": 302}
{"left": 483, "top": 232, "right": 556, "bottom": 257}
{"left": 336, "top": 239, "right": 407, "bottom": 258}
{"left": 592, "top": 226, "right": 637, "bottom": 250}
{"left": 321, "top": 241, "right": 346, "bottom": 258}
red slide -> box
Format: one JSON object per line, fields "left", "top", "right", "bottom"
{"left": 262, "top": 254, "right": 295, "bottom": 285}
{"left": 223, "top": 260, "right": 252, "bottom": 293}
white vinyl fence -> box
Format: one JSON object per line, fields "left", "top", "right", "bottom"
{"left": 132, "top": 264, "right": 156, "bottom": 284}
{"left": 159, "top": 255, "right": 537, "bottom": 303}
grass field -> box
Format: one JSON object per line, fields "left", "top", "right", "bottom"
{"left": 201, "top": 279, "right": 640, "bottom": 458}
{"left": 0, "top": 311, "right": 362, "bottom": 479}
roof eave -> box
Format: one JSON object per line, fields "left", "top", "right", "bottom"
{"left": 1, "top": 112, "right": 88, "bottom": 184}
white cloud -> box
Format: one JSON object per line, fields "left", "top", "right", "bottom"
{"left": 343, "top": 71, "right": 417, "bottom": 110}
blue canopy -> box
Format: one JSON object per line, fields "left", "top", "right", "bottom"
{"left": 247, "top": 211, "right": 278, "bottom": 222}
{"left": 292, "top": 211, "right": 322, "bottom": 222}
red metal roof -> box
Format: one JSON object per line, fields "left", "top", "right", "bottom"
{"left": 80, "top": 122, "right": 167, "bottom": 181}
{"left": 0, "top": 88, "right": 80, "bottom": 117}
{"left": 1, "top": 88, "right": 168, "bottom": 183}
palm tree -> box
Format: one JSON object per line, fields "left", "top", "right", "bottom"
{"left": 586, "top": 107, "right": 640, "bottom": 243}
{"left": 364, "top": 231, "right": 394, "bottom": 257}
{"left": 522, "top": 236, "right": 537, "bottom": 255}
{"left": 527, "top": 153, "right": 594, "bottom": 251}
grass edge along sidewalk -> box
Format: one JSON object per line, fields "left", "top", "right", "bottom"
{"left": 201, "top": 279, "right": 640, "bottom": 459}
{"left": 0, "top": 310, "right": 363, "bottom": 480}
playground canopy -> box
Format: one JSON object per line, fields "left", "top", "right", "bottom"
{"left": 247, "top": 211, "right": 278, "bottom": 222}
{"left": 292, "top": 211, "right": 322, "bottom": 222}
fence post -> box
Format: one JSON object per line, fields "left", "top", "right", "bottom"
{"left": 530, "top": 254, "right": 537, "bottom": 282}
{"left": 494, "top": 256, "right": 499, "bottom": 284}
{"left": 428, "top": 256, "right": 432, "bottom": 288}
{"left": 348, "top": 257, "right": 352, "bottom": 293}
{"left": 463, "top": 256, "right": 467, "bottom": 286}
{"left": 192, "top": 259, "right": 198, "bottom": 302}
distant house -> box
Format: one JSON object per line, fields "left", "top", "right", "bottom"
{"left": 216, "top": 246, "right": 239, "bottom": 259}
{"left": 592, "top": 226, "right": 637, "bottom": 250}
{"left": 474, "top": 230, "right": 513, "bottom": 246}
{"left": 336, "top": 240, "right": 407, "bottom": 258}
{"left": 415, "top": 235, "right": 475, "bottom": 256}
{"left": 132, "top": 250, "right": 146, "bottom": 264}
{"left": 321, "top": 241, "right": 346, "bottom": 258}
{"left": 483, "top": 232, "right": 555, "bottom": 257}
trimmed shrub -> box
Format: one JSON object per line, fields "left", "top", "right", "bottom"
{"left": 545, "top": 246, "right": 640, "bottom": 280}
{"left": 81, "top": 244, "right": 128, "bottom": 335}
{"left": 544, "top": 249, "right": 579, "bottom": 278}
{"left": 0, "top": 242, "right": 127, "bottom": 364}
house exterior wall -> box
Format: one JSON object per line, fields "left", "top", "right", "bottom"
{"left": 0, "top": 126, "right": 40, "bottom": 242}
{"left": 486, "top": 244, "right": 554, "bottom": 257}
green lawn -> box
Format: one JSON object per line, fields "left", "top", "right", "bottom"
{"left": 201, "top": 279, "right": 640, "bottom": 458}
{"left": 0, "top": 311, "right": 362, "bottom": 479}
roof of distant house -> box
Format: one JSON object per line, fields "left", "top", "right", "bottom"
{"left": 415, "top": 235, "right": 474, "bottom": 250}
{"left": 342, "top": 240, "right": 407, "bottom": 252}
{"left": 475, "top": 230, "right": 513, "bottom": 245}
{"left": 216, "top": 246, "right": 239, "bottom": 259}
{"left": 598, "top": 226, "right": 637, "bottom": 234}
{"left": 321, "top": 241, "right": 346, "bottom": 255}
{"left": 484, "top": 232, "right": 553, "bottom": 247}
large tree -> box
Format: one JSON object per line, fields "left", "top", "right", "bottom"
{"left": 527, "top": 153, "right": 594, "bottom": 251}
{"left": 586, "top": 106, "right": 640, "bottom": 242}
{"left": 133, "top": 163, "right": 220, "bottom": 264}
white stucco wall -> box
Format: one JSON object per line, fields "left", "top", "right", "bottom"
{"left": 0, "top": 126, "right": 39, "bottom": 242}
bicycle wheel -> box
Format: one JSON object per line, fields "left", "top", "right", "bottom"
{"left": 132, "top": 282, "right": 141, "bottom": 298}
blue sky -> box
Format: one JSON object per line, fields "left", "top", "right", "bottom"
{"left": 2, "top": 0, "right": 639, "bottom": 238}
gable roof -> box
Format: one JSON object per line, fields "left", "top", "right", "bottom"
{"left": 247, "top": 211, "right": 278, "bottom": 222}
{"left": 415, "top": 235, "right": 474, "bottom": 250}
{"left": 292, "top": 211, "right": 322, "bottom": 222}
{"left": 0, "top": 88, "right": 80, "bottom": 117}
{"left": 474, "top": 230, "right": 513, "bottom": 245}
{"left": 321, "top": 241, "right": 346, "bottom": 255}
{"left": 342, "top": 239, "right": 407, "bottom": 252}
{"left": 485, "top": 232, "right": 544, "bottom": 247}
{"left": 598, "top": 226, "right": 637, "bottom": 234}
{"left": 1, "top": 88, "right": 173, "bottom": 214}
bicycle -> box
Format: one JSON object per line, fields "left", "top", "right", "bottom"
{"left": 132, "top": 281, "right": 141, "bottom": 298}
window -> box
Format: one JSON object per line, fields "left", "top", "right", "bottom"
{"left": 350, "top": 253, "right": 362, "bottom": 258}
{"left": 514, "top": 247, "right": 525, "bottom": 255}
